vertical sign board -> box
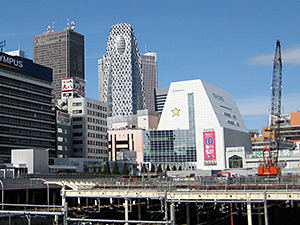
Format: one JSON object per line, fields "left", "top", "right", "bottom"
{"left": 203, "top": 131, "right": 216, "bottom": 162}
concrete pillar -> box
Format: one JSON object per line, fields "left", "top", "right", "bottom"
{"left": 196, "top": 205, "right": 200, "bottom": 224}
{"left": 77, "top": 197, "right": 81, "bottom": 206}
{"left": 26, "top": 189, "right": 29, "bottom": 204}
{"left": 97, "top": 198, "right": 101, "bottom": 212}
{"left": 264, "top": 196, "right": 269, "bottom": 225}
{"left": 54, "top": 215, "right": 59, "bottom": 225}
{"left": 186, "top": 203, "right": 190, "bottom": 225}
{"left": 230, "top": 202, "right": 234, "bottom": 225}
{"left": 125, "top": 198, "right": 129, "bottom": 225}
{"left": 138, "top": 198, "right": 141, "bottom": 220}
{"left": 52, "top": 190, "right": 56, "bottom": 205}
{"left": 247, "top": 201, "right": 252, "bottom": 225}
{"left": 63, "top": 202, "right": 68, "bottom": 225}
{"left": 61, "top": 185, "right": 65, "bottom": 207}
{"left": 257, "top": 203, "right": 263, "bottom": 225}
{"left": 16, "top": 191, "right": 20, "bottom": 204}
{"left": 31, "top": 190, "right": 35, "bottom": 204}
{"left": 170, "top": 202, "right": 176, "bottom": 225}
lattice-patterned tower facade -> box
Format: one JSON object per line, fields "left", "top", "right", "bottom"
{"left": 103, "top": 23, "right": 145, "bottom": 117}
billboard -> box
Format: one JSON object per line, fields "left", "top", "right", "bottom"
{"left": 62, "top": 77, "right": 85, "bottom": 95}
{"left": 203, "top": 131, "right": 216, "bottom": 162}
{"left": 0, "top": 52, "right": 52, "bottom": 82}
{"left": 56, "top": 111, "right": 71, "bottom": 126}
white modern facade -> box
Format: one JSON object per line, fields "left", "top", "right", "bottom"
{"left": 102, "top": 23, "right": 145, "bottom": 117}
{"left": 67, "top": 97, "right": 108, "bottom": 160}
{"left": 11, "top": 149, "right": 49, "bottom": 174}
{"left": 143, "top": 79, "right": 252, "bottom": 170}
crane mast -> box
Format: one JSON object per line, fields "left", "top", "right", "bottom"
{"left": 258, "top": 40, "right": 282, "bottom": 176}
{"left": 270, "top": 40, "right": 283, "bottom": 163}
{"left": 270, "top": 40, "right": 283, "bottom": 127}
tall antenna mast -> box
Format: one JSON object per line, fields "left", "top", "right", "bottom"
{"left": 0, "top": 40, "right": 6, "bottom": 52}
{"left": 67, "top": 16, "right": 70, "bottom": 29}
{"left": 52, "top": 18, "right": 55, "bottom": 32}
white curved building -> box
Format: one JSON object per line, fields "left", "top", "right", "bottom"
{"left": 102, "top": 23, "right": 145, "bottom": 117}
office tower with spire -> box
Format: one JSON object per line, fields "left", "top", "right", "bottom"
{"left": 102, "top": 23, "right": 145, "bottom": 117}
{"left": 33, "top": 22, "right": 84, "bottom": 99}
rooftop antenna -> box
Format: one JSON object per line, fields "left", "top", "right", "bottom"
{"left": 46, "top": 24, "right": 51, "bottom": 33}
{"left": 18, "top": 42, "right": 20, "bottom": 51}
{"left": 52, "top": 18, "right": 55, "bottom": 32}
{"left": 0, "top": 40, "right": 6, "bottom": 52}
{"left": 67, "top": 16, "right": 70, "bottom": 29}
{"left": 145, "top": 44, "right": 147, "bottom": 53}
{"left": 71, "top": 21, "right": 75, "bottom": 30}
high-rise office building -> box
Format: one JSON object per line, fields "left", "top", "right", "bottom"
{"left": 102, "top": 23, "right": 145, "bottom": 117}
{"left": 98, "top": 58, "right": 105, "bottom": 101}
{"left": 68, "top": 97, "right": 108, "bottom": 160}
{"left": 57, "top": 77, "right": 108, "bottom": 160}
{"left": 0, "top": 52, "right": 56, "bottom": 163}
{"left": 141, "top": 52, "right": 157, "bottom": 113}
{"left": 154, "top": 86, "right": 169, "bottom": 114}
{"left": 33, "top": 28, "right": 84, "bottom": 99}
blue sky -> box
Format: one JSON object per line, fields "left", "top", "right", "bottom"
{"left": 2, "top": 1, "right": 300, "bottom": 131}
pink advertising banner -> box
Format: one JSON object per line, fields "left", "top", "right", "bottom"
{"left": 203, "top": 131, "right": 216, "bottom": 161}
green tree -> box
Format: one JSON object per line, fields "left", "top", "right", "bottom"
{"left": 172, "top": 165, "right": 177, "bottom": 171}
{"left": 112, "top": 163, "right": 121, "bottom": 175}
{"left": 103, "top": 161, "right": 111, "bottom": 175}
{"left": 157, "top": 164, "right": 163, "bottom": 173}
{"left": 150, "top": 164, "right": 156, "bottom": 173}
{"left": 122, "top": 163, "right": 129, "bottom": 175}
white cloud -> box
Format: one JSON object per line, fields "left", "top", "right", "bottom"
{"left": 236, "top": 93, "right": 300, "bottom": 116}
{"left": 246, "top": 45, "right": 300, "bottom": 66}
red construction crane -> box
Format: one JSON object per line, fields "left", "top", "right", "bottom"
{"left": 258, "top": 40, "right": 282, "bottom": 176}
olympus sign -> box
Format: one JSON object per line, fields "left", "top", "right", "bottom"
{"left": 0, "top": 54, "right": 23, "bottom": 70}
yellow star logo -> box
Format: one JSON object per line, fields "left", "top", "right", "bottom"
{"left": 171, "top": 107, "right": 180, "bottom": 117}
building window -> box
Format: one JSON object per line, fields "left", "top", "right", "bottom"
{"left": 72, "top": 102, "right": 82, "bottom": 107}
{"left": 224, "top": 112, "right": 231, "bottom": 118}
{"left": 229, "top": 155, "right": 243, "bottom": 168}
{"left": 73, "top": 110, "right": 82, "bottom": 114}
{"left": 227, "top": 120, "right": 235, "bottom": 126}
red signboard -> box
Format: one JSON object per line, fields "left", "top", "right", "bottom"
{"left": 203, "top": 131, "right": 216, "bottom": 161}
{"left": 62, "top": 78, "right": 85, "bottom": 94}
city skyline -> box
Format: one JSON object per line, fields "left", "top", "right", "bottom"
{"left": 2, "top": 1, "right": 300, "bottom": 130}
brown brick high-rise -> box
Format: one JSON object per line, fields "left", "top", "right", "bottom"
{"left": 33, "top": 28, "right": 84, "bottom": 99}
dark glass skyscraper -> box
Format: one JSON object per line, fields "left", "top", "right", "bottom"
{"left": 33, "top": 28, "right": 84, "bottom": 99}
{"left": 141, "top": 52, "right": 157, "bottom": 113}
